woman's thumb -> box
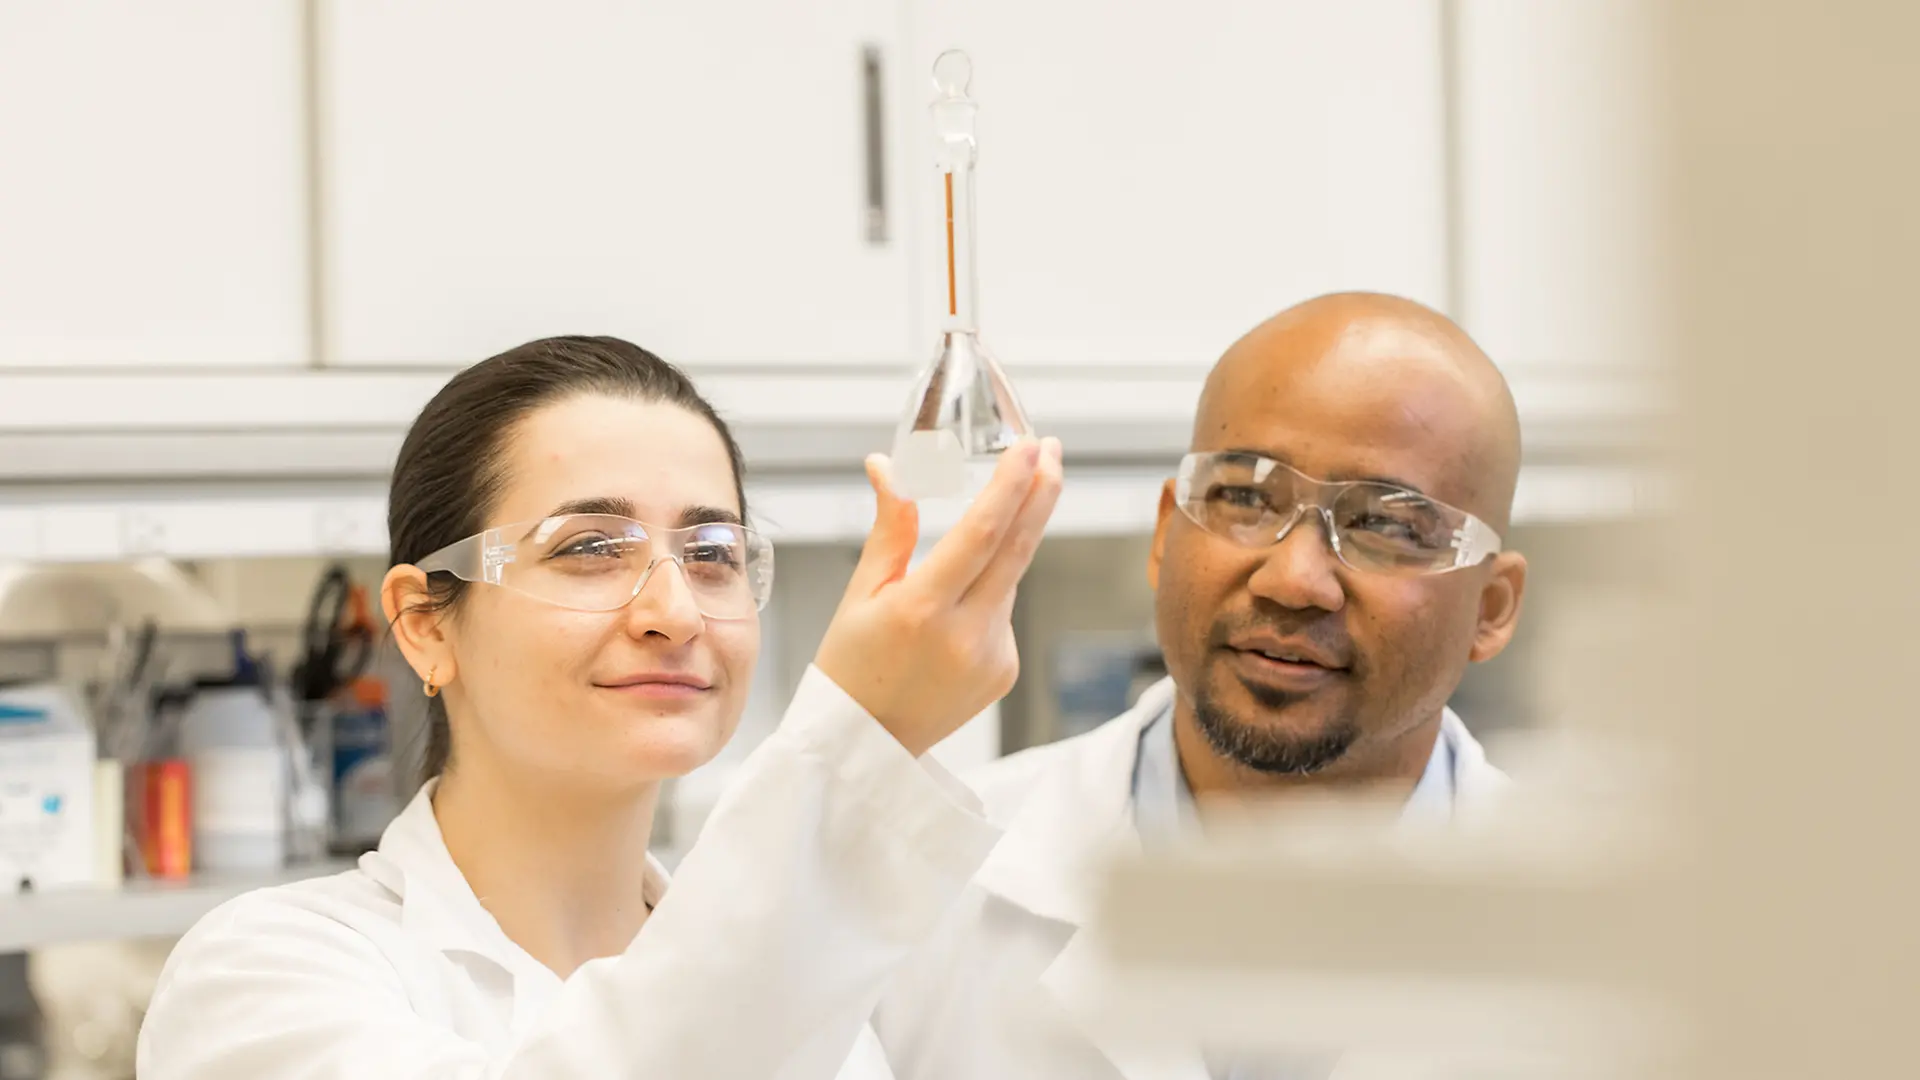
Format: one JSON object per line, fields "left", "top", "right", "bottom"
{"left": 847, "top": 454, "right": 918, "bottom": 595}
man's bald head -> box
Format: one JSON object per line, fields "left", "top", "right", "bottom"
{"left": 1150, "top": 291, "right": 1530, "bottom": 794}
{"left": 1195, "top": 291, "right": 1521, "bottom": 531}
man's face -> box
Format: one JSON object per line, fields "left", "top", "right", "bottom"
{"left": 1149, "top": 322, "right": 1521, "bottom": 778}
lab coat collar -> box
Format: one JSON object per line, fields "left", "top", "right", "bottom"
{"left": 360, "top": 780, "right": 671, "bottom": 975}
{"left": 970, "top": 678, "right": 1511, "bottom": 1080}
{"left": 1446, "top": 707, "right": 1511, "bottom": 823}
{"left": 971, "top": 677, "right": 1514, "bottom": 925}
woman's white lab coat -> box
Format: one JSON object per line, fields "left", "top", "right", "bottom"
{"left": 136, "top": 667, "right": 1001, "bottom": 1080}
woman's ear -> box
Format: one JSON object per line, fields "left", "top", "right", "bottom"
{"left": 382, "top": 565, "right": 457, "bottom": 691}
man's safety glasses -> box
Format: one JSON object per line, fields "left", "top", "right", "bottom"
{"left": 1174, "top": 452, "right": 1502, "bottom": 576}
{"left": 416, "top": 514, "right": 775, "bottom": 620}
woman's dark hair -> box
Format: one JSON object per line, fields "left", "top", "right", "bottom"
{"left": 388, "top": 336, "right": 747, "bottom": 783}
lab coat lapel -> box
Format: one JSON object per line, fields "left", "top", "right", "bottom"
{"left": 1039, "top": 925, "right": 1214, "bottom": 1080}
{"left": 364, "top": 781, "right": 671, "bottom": 1041}
{"left": 969, "top": 691, "right": 1512, "bottom": 1080}
{"left": 358, "top": 783, "right": 533, "bottom": 1036}
{"left": 1443, "top": 710, "right": 1511, "bottom": 823}
{"left": 366, "top": 782, "right": 511, "bottom": 960}
{"left": 972, "top": 680, "right": 1211, "bottom": 1080}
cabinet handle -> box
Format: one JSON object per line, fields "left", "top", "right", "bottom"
{"left": 861, "top": 45, "right": 889, "bottom": 244}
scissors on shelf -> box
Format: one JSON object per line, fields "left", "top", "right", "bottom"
{"left": 292, "top": 564, "right": 377, "bottom": 717}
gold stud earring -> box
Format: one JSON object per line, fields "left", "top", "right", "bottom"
{"left": 423, "top": 667, "right": 440, "bottom": 698}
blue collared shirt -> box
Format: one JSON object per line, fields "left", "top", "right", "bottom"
{"left": 1131, "top": 702, "right": 1458, "bottom": 843}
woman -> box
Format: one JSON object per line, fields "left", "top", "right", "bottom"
{"left": 137, "top": 336, "right": 1064, "bottom": 1078}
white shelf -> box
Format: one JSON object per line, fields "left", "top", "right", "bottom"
{"left": 0, "top": 860, "right": 354, "bottom": 953}
{"left": 0, "top": 364, "right": 1659, "bottom": 480}
{"left": 0, "top": 368, "right": 1205, "bottom": 432}
{"left": 0, "top": 462, "right": 1665, "bottom": 566}
{"left": 0, "top": 363, "right": 1665, "bottom": 561}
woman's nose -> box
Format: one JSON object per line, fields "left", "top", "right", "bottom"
{"left": 623, "top": 557, "right": 705, "bottom": 641}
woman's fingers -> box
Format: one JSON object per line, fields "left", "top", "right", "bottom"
{"left": 910, "top": 438, "right": 1042, "bottom": 604}
{"left": 962, "top": 438, "right": 1063, "bottom": 611}
{"left": 844, "top": 454, "right": 920, "bottom": 598}
{"left": 813, "top": 437, "right": 1064, "bottom": 757}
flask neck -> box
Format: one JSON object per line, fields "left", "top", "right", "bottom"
{"left": 940, "top": 164, "right": 980, "bottom": 333}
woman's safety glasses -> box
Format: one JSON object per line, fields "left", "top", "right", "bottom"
{"left": 1174, "top": 452, "right": 1502, "bottom": 576}
{"left": 415, "top": 514, "right": 774, "bottom": 620}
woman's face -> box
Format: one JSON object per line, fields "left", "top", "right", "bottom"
{"left": 440, "top": 394, "right": 759, "bottom": 791}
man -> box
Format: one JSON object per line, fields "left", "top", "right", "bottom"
{"left": 873, "top": 292, "right": 1530, "bottom": 1080}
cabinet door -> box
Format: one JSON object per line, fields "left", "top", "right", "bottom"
{"left": 0, "top": 3, "right": 309, "bottom": 369}
{"left": 1453, "top": 0, "right": 1664, "bottom": 376}
{"left": 320, "top": 0, "right": 914, "bottom": 368}
{"left": 906, "top": 0, "right": 1448, "bottom": 370}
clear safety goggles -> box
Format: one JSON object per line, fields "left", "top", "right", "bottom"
{"left": 416, "top": 513, "right": 775, "bottom": 620}
{"left": 1174, "top": 451, "right": 1502, "bottom": 576}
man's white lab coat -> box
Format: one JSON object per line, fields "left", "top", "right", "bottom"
{"left": 872, "top": 677, "right": 1511, "bottom": 1080}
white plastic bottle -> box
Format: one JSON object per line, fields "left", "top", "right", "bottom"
{"left": 176, "top": 684, "right": 286, "bottom": 873}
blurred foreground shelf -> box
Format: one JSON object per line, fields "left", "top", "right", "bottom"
{"left": 0, "top": 860, "right": 354, "bottom": 953}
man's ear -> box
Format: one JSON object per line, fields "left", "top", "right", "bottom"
{"left": 1468, "top": 551, "right": 1528, "bottom": 663}
{"left": 1147, "top": 479, "right": 1177, "bottom": 593}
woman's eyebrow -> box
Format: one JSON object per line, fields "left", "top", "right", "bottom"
{"left": 535, "top": 498, "right": 742, "bottom": 528}
{"left": 545, "top": 496, "right": 638, "bottom": 518}
{"left": 678, "top": 505, "right": 744, "bottom": 528}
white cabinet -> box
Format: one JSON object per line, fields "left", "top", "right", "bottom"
{"left": 1452, "top": 0, "right": 1664, "bottom": 375}
{"left": 318, "top": 0, "right": 916, "bottom": 368}
{"left": 0, "top": 2, "right": 310, "bottom": 369}
{"left": 905, "top": 0, "right": 1449, "bottom": 370}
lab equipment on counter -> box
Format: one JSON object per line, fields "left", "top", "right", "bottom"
{"left": 175, "top": 634, "right": 292, "bottom": 873}
{"left": 326, "top": 676, "right": 395, "bottom": 855}
{"left": 83, "top": 619, "right": 163, "bottom": 888}
{"left": 176, "top": 687, "right": 282, "bottom": 872}
{"left": 129, "top": 684, "right": 200, "bottom": 880}
{"left": 131, "top": 759, "right": 191, "bottom": 879}
{"left": 890, "top": 49, "right": 1033, "bottom": 501}
{"left": 292, "top": 565, "right": 375, "bottom": 739}
{"left": 0, "top": 684, "right": 97, "bottom": 892}
{"left": 87, "top": 620, "right": 158, "bottom": 765}
{"left": 291, "top": 567, "right": 390, "bottom": 854}
{"left": 90, "top": 760, "right": 121, "bottom": 889}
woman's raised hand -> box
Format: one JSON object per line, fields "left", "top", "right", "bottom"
{"left": 813, "top": 437, "right": 1064, "bottom": 757}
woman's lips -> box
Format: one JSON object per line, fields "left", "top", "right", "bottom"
{"left": 604, "top": 682, "right": 706, "bottom": 699}
{"left": 595, "top": 673, "right": 712, "bottom": 699}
